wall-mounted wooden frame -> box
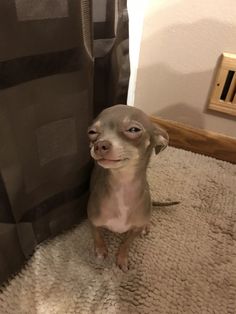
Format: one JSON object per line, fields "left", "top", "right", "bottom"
{"left": 209, "top": 53, "right": 236, "bottom": 117}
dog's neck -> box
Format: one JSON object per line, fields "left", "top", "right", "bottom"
{"left": 108, "top": 164, "right": 147, "bottom": 186}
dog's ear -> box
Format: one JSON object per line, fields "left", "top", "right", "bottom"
{"left": 152, "top": 124, "right": 169, "bottom": 154}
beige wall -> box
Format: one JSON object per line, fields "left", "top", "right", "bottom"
{"left": 131, "top": 0, "right": 236, "bottom": 138}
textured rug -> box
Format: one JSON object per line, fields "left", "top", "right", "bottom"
{"left": 0, "top": 147, "right": 236, "bottom": 314}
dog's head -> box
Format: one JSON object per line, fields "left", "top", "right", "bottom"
{"left": 88, "top": 105, "right": 168, "bottom": 169}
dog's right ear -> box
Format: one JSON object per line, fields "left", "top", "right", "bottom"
{"left": 152, "top": 125, "right": 169, "bottom": 154}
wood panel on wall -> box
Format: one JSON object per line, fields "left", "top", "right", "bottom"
{"left": 151, "top": 116, "right": 236, "bottom": 164}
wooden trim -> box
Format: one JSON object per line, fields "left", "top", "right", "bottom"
{"left": 151, "top": 116, "right": 236, "bottom": 164}
{"left": 209, "top": 102, "right": 236, "bottom": 117}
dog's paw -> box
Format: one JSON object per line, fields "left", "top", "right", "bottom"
{"left": 116, "top": 252, "right": 129, "bottom": 272}
{"left": 95, "top": 245, "right": 108, "bottom": 260}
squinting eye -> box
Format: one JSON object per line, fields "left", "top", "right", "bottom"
{"left": 127, "top": 127, "right": 141, "bottom": 133}
{"left": 88, "top": 130, "right": 97, "bottom": 135}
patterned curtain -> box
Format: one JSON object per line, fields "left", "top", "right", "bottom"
{"left": 93, "top": 0, "right": 129, "bottom": 115}
{"left": 0, "top": 0, "right": 129, "bottom": 285}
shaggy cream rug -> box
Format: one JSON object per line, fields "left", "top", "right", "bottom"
{"left": 0, "top": 147, "right": 236, "bottom": 314}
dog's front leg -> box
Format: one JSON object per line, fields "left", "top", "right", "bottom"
{"left": 91, "top": 225, "right": 108, "bottom": 260}
{"left": 116, "top": 228, "right": 142, "bottom": 272}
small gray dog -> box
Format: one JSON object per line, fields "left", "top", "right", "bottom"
{"left": 87, "top": 104, "right": 170, "bottom": 271}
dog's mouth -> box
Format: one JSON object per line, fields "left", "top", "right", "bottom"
{"left": 90, "top": 146, "right": 130, "bottom": 168}
{"left": 96, "top": 157, "right": 128, "bottom": 168}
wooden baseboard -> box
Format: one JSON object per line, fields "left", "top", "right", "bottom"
{"left": 151, "top": 116, "right": 236, "bottom": 164}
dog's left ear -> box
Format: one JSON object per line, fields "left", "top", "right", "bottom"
{"left": 152, "top": 124, "right": 169, "bottom": 154}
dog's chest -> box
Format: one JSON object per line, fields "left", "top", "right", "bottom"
{"left": 100, "top": 186, "right": 135, "bottom": 233}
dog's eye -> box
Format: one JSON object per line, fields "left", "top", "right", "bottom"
{"left": 88, "top": 130, "right": 97, "bottom": 135}
{"left": 88, "top": 129, "right": 99, "bottom": 141}
{"left": 127, "top": 127, "right": 141, "bottom": 133}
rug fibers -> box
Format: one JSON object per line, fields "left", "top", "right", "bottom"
{"left": 0, "top": 147, "right": 236, "bottom": 314}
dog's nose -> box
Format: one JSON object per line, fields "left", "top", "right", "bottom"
{"left": 94, "top": 140, "right": 111, "bottom": 156}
